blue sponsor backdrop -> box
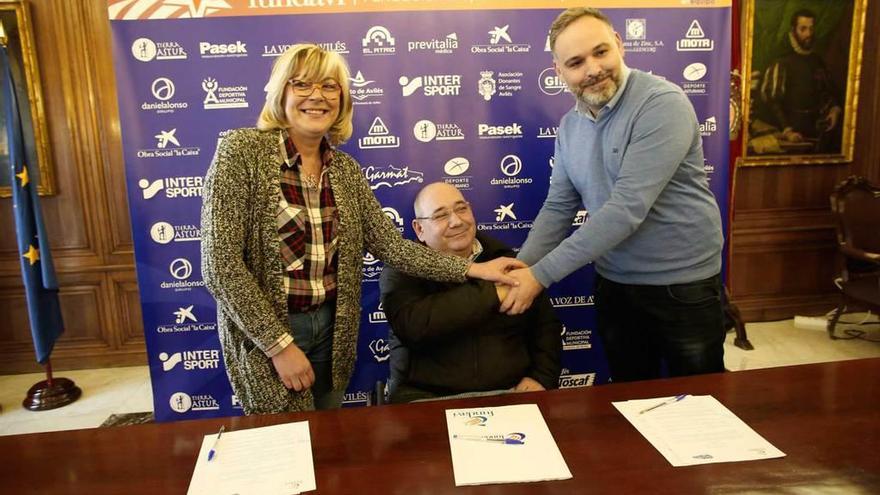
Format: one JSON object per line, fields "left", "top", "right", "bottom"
{"left": 110, "top": 7, "right": 730, "bottom": 421}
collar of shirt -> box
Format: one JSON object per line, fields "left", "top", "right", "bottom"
{"left": 468, "top": 238, "right": 484, "bottom": 262}
{"left": 576, "top": 64, "right": 631, "bottom": 122}
{"left": 279, "top": 129, "right": 336, "bottom": 171}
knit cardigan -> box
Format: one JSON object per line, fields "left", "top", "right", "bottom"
{"left": 201, "top": 128, "right": 469, "bottom": 414}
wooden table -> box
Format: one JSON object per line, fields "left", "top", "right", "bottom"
{"left": 2, "top": 359, "right": 878, "bottom": 494}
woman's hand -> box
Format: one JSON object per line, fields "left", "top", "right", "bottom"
{"left": 271, "top": 344, "right": 315, "bottom": 391}
{"left": 467, "top": 257, "right": 526, "bottom": 286}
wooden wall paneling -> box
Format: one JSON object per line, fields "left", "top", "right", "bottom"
{"left": 853, "top": 0, "right": 880, "bottom": 181}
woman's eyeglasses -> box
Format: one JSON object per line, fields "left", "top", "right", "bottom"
{"left": 288, "top": 79, "right": 342, "bottom": 100}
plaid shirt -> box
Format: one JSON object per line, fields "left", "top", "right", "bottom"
{"left": 277, "top": 131, "right": 339, "bottom": 314}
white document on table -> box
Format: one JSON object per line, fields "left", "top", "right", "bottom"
{"left": 613, "top": 394, "right": 786, "bottom": 467}
{"left": 445, "top": 403, "right": 572, "bottom": 486}
{"left": 187, "top": 421, "right": 316, "bottom": 495}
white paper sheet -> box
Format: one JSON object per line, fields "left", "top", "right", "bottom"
{"left": 187, "top": 421, "right": 316, "bottom": 495}
{"left": 613, "top": 395, "right": 786, "bottom": 467}
{"left": 445, "top": 404, "right": 572, "bottom": 486}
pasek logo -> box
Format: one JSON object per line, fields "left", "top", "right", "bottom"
{"left": 676, "top": 20, "right": 714, "bottom": 51}
{"left": 358, "top": 117, "right": 400, "bottom": 149}
{"left": 399, "top": 74, "right": 461, "bottom": 97}
{"left": 131, "top": 37, "right": 187, "bottom": 62}
{"left": 362, "top": 26, "right": 395, "bottom": 56}
{"left": 199, "top": 41, "right": 247, "bottom": 58}
{"left": 478, "top": 122, "right": 523, "bottom": 139}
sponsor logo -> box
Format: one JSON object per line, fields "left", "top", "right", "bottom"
{"left": 572, "top": 210, "right": 588, "bottom": 226}
{"left": 625, "top": 19, "right": 646, "bottom": 40}
{"left": 349, "top": 70, "right": 384, "bottom": 105}
{"left": 544, "top": 30, "right": 551, "bottom": 52}
{"left": 358, "top": 117, "right": 400, "bottom": 149}
{"left": 399, "top": 74, "right": 461, "bottom": 97}
{"left": 408, "top": 32, "right": 458, "bottom": 54}
{"left": 478, "top": 203, "right": 533, "bottom": 232}
{"left": 362, "top": 26, "right": 396, "bottom": 56}
{"left": 369, "top": 339, "right": 390, "bottom": 362}
{"left": 491, "top": 154, "right": 533, "bottom": 189}
{"left": 149, "top": 222, "right": 200, "bottom": 244}
{"left": 676, "top": 20, "right": 714, "bottom": 51}
{"left": 413, "top": 119, "right": 464, "bottom": 142}
{"left": 477, "top": 122, "right": 523, "bottom": 140}
{"left": 199, "top": 40, "right": 248, "bottom": 58}
{"left": 472, "top": 24, "right": 531, "bottom": 54}
{"left": 622, "top": 19, "right": 664, "bottom": 53}
{"left": 231, "top": 395, "right": 242, "bottom": 409}
{"left": 342, "top": 391, "right": 370, "bottom": 406}
{"left": 136, "top": 129, "right": 201, "bottom": 159}
{"left": 262, "top": 41, "right": 348, "bottom": 57}
{"left": 683, "top": 62, "right": 708, "bottom": 81}
{"left": 169, "top": 392, "right": 219, "bottom": 413}
{"left": 362, "top": 252, "right": 383, "bottom": 281}
{"left": 202, "top": 77, "right": 248, "bottom": 110}
{"left": 538, "top": 67, "right": 567, "bottom": 96}
{"left": 131, "top": 37, "right": 187, "bottom": 61}
{"left": 550, "top": 294, "right": 594, "bottom": 308}
{"left": 383, "top": 207, "right": 404, "bottom": 233}
{"left": 478, "top": 70, "right": 522, "bottom": 100}
{"left": 362, "top": 164, "right": 422, "bottom": 189}
{"left": 700, "top": 116, "right": 717, "bottom": 137}
{"left": 704, "top": 159, "right": 715, "bottom": 178}
{"left": 159, "top": 349, "right": 221, "bottom": 371}
{"left": 561, "top": 325, "right": 593, "bottom": 350}
{"left": 157, "top": 306, "right": 217, "bottom": 333}
{"left": 368, "top": 302, "right": 387, "bottom": 323}
{"left": 142, "top": 77, "right": 188, "bottom": 114}
{"left": 538, "top": 126, "right": 558, "bottom": 139}
{"left": 558, "top": 372, "right": 596, "bottom": 389}
{"left": 444, "top": 157, "right": 470, "bottom": 176}
{"left": 139, "top": 176, "right": 204, "bottom": 200}
{"left": 443, "top": 157, "right": 472, "bottom": 190}
{"left": 160, "top": 258, "right": 206, "bottom": 292}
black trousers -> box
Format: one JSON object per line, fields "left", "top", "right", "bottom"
{"left": 595, "top": 273, "right": 726, "bottom": 382}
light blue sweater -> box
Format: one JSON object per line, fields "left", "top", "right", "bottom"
{"left": 519, "top": 69, "right": 722, "bottom": 286}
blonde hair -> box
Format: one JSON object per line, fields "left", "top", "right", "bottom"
{"left": 256, "top": 44, "right": 353, "bottom": 145}
{"left": 548, "top": 7, "right": 614, "bottom": 55}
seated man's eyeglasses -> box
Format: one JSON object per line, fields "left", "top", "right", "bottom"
{"left": 288, "top": 79, "right": 342, "bottom": 100}
{"left": 415, "top": 202, "right": 471, "bottom": 225}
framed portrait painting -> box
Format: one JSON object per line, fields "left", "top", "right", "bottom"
{"left": 741, "top": 0, "right": 867, "bottom": 166}
{"left": 0, "top": 0, "right": 54, "bottom": 197}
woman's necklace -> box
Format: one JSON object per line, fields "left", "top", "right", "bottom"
{"left": 302, "top": 170, "right": 318, "bottom": 190}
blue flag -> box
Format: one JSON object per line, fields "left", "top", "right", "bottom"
{"left": 2, "top": 46, "right": 63, "bottom": 363}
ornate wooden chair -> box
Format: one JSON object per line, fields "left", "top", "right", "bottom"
{"left": 827, "top": 176, "right": 880, "bottom": 339}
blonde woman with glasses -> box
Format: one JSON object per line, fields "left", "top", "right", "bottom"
{"left": 201, "top": 44, "right": 523, "bottom": 415}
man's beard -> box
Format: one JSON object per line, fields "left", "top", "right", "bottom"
{"left": 574, "top": 70, "right": 621, "bottom": 109}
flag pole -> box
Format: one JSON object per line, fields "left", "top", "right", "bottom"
{"left": 0, "top": 19, "right": 80, "bottom": 411}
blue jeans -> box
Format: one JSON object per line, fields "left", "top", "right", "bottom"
{"left": 595, "top": 273, "right": 726, "bottom": 382}
{"left": 288, "top": 303, "right": 344, "bottom": 410}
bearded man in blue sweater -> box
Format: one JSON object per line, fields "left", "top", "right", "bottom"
{"left": 502, "top": 7, "right": 725, "bottom": 382}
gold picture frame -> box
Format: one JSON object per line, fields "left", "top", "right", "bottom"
{"left": 741, "top": 0, "right": 867, "bottom": 166}
{"left": 0, "top": 0, "right": 54, "bottom": 196}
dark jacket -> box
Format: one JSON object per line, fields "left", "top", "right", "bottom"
{"left": 379, "top": 233, "right": 562, "bottom": 396}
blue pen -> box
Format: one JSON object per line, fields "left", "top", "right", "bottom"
{"left": 639, "top": 394, "right": 688, "bottom": 414}
{"left": 207, "top": 425, "right": 226, "bottom": 461}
